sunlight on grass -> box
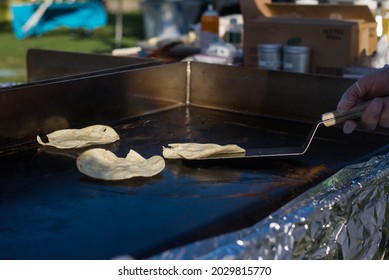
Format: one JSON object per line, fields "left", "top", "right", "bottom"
{"left": 0, "top": 11, "right": 145, "bottom": 83}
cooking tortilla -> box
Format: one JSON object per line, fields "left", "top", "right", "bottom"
{"left": 37, "top": 125, "right": 119, "bottom": 149}
{"left": 77, "top": 148, "right": 165, "bottom": 180}
{"left": 162, "top": 143, "right": 245, "bottom": 159}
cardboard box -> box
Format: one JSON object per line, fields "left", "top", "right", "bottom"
{"left": 241, "top": 0, "right": 377, "bottom": 75}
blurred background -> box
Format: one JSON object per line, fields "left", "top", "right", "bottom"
{"left": 0, "top": 0, "right": 241, "bottom": 84}
{"left": 2, "top": 0, "right": 380, "bottom": 84}
{"left": 0, "top": 0, "right": 146, "bottom": 83}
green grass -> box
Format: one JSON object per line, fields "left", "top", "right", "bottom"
{"left": 0, "top": 11, "right": 145, "bottom": 83}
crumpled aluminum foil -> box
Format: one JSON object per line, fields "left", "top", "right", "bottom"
{"left": 152, "top": 151, "right": 389, "bottom": 260}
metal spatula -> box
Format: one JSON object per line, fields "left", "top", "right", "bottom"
{"left": 187, "top": 98, "right": 386, "bottom": 161}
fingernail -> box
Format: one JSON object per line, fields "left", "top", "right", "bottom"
{"left": 343, "top": 121, "right": 355, "bottom": 134}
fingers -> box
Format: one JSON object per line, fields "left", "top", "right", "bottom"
{"left": 379, "top": 97, "right": 389, "bottom": 128}
{"left": 359, "top": 97, "right": 384, "bottom": 130}
{"left": 337, "top": 81, "right": 363, "bottom": 111}
{"left": 343, "top": 120, "right": 358, "bottom": 134}
{"left": 341, "top": 97, "right": 387, "bottom": 134}
{"left": 338, "top": 81, "right": 363, "bottom": 134}
{"left": 339, "top": 66, "right": 389, "bottom": 111}
{"left": 337, "top": 65, "right": 389, "bottom": 133}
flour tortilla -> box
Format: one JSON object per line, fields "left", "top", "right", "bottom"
{"left": 77, "top": 148, "right": 165, "bottom": 180}
{"left": 37, "top": 125, "right": 119, "bottom": 149}
{"left": 162, "top": 143, "right": 245, "bottom": 159}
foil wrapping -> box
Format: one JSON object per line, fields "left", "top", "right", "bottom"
{"left": 152, "top": 152, "right": 389, "bottom": 260}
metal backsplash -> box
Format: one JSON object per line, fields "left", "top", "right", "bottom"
{"left": 26, "top": 49, "right": 161, "bottom": 82}
{"left": 0, "top": 61, "right": 383, "bottom": 151}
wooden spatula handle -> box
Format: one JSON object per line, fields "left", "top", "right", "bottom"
{"left": 321, "top": 96, "right": 389, "bottom": 127}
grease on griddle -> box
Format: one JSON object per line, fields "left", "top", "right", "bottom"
{"left": 226, "top": 164, "right": 327, "bottom": 198}
{"left": 275, "top": 164, "right": 327, "bottom": 187}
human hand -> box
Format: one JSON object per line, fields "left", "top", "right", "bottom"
{"left": 337, "top": 65, "right": 389, "bottom": 134}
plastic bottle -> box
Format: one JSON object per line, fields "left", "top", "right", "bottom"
{"left": 225, "top": 18, "right": 243, "bottom": 51}
{"left": 200, "top": 3, "right": 219, "bottom": 52}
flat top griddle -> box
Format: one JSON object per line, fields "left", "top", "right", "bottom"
{"left": 1, "top": 106, "right": 387, "bottom": 260}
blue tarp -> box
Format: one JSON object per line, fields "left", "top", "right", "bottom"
{"left": 11, "top": 1, "right": 107, "bottom": 39}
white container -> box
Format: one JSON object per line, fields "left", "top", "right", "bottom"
{"left": 141, "top": 0, "right": 203, "bottom": 39}
{"left": 283, "top": 45, "right": 310, "bottom": 73}
{"left": 257, "top": 44, "right": 283, "bottom": 70}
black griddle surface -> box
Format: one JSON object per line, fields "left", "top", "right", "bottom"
{"left": 0, "top": 106, "right": 387, "bottom": 260}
